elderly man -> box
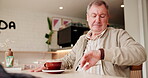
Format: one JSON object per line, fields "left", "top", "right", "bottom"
{"left": 32, "top": 0, "right": 147, "bottom": 77}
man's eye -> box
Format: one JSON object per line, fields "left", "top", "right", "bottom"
{"left": 91, "top": 14, "right": 96, "bottom": 18}
{"left": 100, "top": 14, "right": 106, "bottom": 18}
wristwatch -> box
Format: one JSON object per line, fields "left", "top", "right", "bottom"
{"left": 99, "top": 48, "right": 104, "bottom": 60}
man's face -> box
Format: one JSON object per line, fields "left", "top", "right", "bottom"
{"left": 87, "top": 4, "right": 109, "bottom": 32}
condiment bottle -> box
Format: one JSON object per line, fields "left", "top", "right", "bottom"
{"left": 5, "top": 48, "right": 14, "bottom": 67}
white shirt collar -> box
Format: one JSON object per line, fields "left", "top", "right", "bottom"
{"left": 85, "top": 28, "right": 107, "bottom": 40}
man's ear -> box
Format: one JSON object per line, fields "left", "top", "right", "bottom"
{"left": 86, "top": 14, "right": 89, "bottom": 22}
{"left": 108, "top": 14, "right": 110, "bottom": 19}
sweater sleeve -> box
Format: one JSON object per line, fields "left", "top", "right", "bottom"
{"left": 104, "top": 30, "right": 147, "bottom": 66}
{"left": 58, "top": 35, "right": 85, "bottom": 69}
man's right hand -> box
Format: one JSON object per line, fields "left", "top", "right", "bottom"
{"left": 30, "top": 65, "right": 46, "bottom": 72}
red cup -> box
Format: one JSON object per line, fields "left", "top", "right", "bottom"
{"left": 44, "top": 61, "right": 62, "bottom": 70}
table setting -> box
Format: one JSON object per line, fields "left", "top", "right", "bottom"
{"left": 2, "top": 60, "right": 124, "bottom": 78}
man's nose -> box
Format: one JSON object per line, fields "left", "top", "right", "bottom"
{"left": 95, "top": 16, "right": 101, "bottom": 23}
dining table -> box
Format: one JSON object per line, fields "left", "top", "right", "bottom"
{"left": 6, "top": 68, "right": 125, "bottom": 78}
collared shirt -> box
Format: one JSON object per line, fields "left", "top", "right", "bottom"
{"left": 85, "top": 29, "right": 107, "bottom": 40}
{"left": 78, "top": 29, "right": 107, "bottom": 75}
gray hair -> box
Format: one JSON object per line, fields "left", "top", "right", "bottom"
{"left": 87, "top": 0, "right": 109, "bottom": 13}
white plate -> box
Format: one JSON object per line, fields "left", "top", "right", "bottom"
{"left": 42, "top": 70, "right": 65, "bottom": 74}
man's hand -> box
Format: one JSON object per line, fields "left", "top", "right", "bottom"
{"left": 80, "top": 50, "right": 101, "bottom": 70}
{"left": 30, "top": 64, "right": 46, "bottom": 72}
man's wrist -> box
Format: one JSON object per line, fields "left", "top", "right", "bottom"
{"left": 99, "top": 48, "right": 104, "bottom": 60}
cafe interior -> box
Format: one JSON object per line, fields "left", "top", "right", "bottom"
{"left": 0, "top": 0, "right": 148, "bottom": 78}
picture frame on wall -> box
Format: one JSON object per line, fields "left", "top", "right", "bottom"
{"left": 62, "top": 18, "right": 72, "bottom": 26}
{"left": 52, "top": 17, "right": 62, "bottom": 30}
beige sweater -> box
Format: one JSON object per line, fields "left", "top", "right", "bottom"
{"left": 59, "top": 27, "right": 147, "bottom": 77}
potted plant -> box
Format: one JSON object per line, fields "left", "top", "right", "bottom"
{"left": 45, "top": 17, "right": 53, "bottom": 51}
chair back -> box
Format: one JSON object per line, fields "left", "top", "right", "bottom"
{"left": 130, "top": 64, "right": 142, "bottom": 78}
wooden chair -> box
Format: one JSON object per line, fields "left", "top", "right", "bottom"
{"left": 130, "top": 64, "right": 142, "bottom": 78}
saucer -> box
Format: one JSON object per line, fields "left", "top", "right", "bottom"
{"left": 42, "top": 70, "right": 65, "bottom": 74}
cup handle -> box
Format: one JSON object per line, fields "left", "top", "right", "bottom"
{"left": 44, "top": 63, "right": 46, "bottom": 67}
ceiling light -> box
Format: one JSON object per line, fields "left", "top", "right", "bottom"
{"left": 121, "top": 4, "right": 124, "bottom": 8}
{"left": 59, "top": 7, "right": 63, "bottom": 10}
{"left": 121, "top": 0, "right": 124, "bottom": 8}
